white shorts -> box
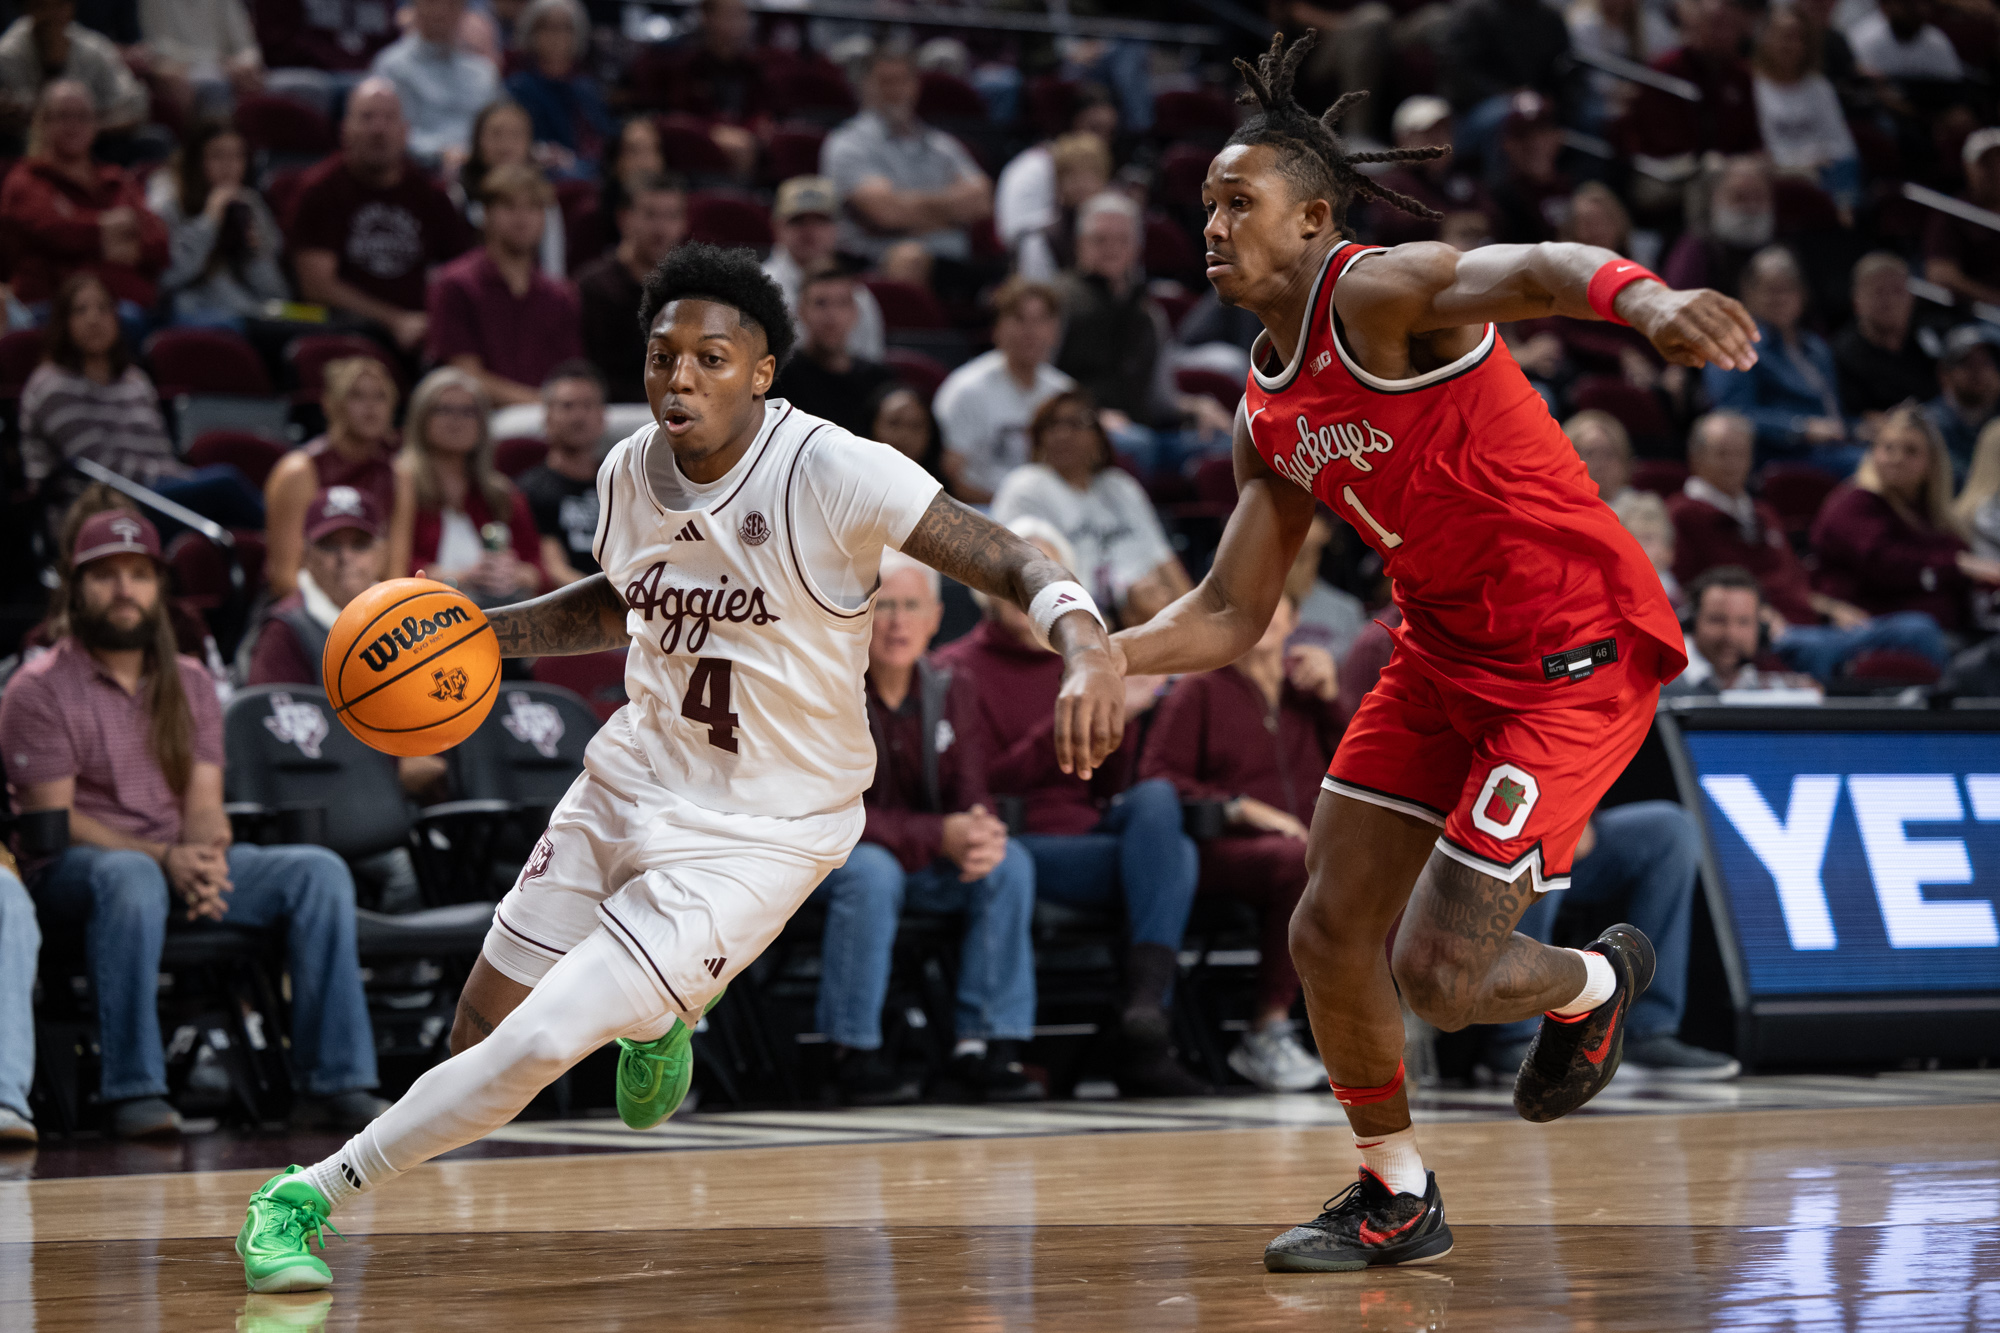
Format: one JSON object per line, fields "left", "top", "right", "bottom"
{"left": 481, "top": 708, "right": 864, "bottom": 1029}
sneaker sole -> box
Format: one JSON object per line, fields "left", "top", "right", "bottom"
{"left": 1263, "top": 1227, "right": 1455, "bottom": 1273}
{"left": 237, "top": 1237, "right": 332, "bottom": 1294}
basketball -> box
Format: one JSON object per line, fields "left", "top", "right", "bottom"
{"left": 322, "top": 578, "right": 500, "bottom": 756}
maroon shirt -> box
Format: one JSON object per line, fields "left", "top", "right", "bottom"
{"left": 0, "top": 159, "right": 171, "bottom": 305}
{"left": 1809, "top": 484, "right": 1973, "bottom": 631}
{"left": 301, "top": 435, "right": 398, "bottom": 522}
{"left": 858, "top": 662, "right": 991, "bottom": 872}
{"left": 1668, "top": 489, "right": 1819, "bottom": 625}
{"left": 1140, "top": 667, "right": 1342, "bottom": 824}
{"left": 0, "top": 637, "right": 224, "bottom": 854}
{"left": 245, "top": 593, "right": 320, "bottom": 688}
{"left": 289, "top": 155, "right": 468, "bottom": 314}
{"left": 934, "top": 619, "right": 1138, "bottom": 835}
{"left": 408, "top": 485, "right": 546, "bottom": 585}
{"left": 425, "top": 249, "right": 583, "bottom": 387}
{"left": 1335, "top": 607, "right": 1401, "bottom": 729}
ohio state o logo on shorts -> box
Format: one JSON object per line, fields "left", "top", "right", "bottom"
{"left": 1470, "top": 764, "right": 1540, "bottom": 840}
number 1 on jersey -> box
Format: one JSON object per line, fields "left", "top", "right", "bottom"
{"left": 1341, "top": 484, "right": 1404, "bottom": 549}
{"left": 682, "top": 658, "right": 741, "bottom": 753}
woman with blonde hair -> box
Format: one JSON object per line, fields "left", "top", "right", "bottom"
{"left": 1958, "top": 418, "right": 2000, "bottom": 561}
{"left": 264, "top": 357, "right": 401, "bottom": 597}
{"left": 1810, "top": 404, "right": 2000, "bottom": 634}
{"left": 385, "top": 368, "right": 544, "bottom": 602}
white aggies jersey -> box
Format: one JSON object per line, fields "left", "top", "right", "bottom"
{"left": 592, "top": 399, "right": 942, "bottom": 820}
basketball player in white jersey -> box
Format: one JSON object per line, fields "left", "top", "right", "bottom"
{"left": 236, "top": 244, "right": 1127, "bottom": 1293}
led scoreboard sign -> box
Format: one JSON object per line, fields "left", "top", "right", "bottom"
{"left": 1658, "top": 706, "right": 2000, "bottom": 1064}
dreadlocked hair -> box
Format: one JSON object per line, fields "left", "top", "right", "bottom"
{"left": 1227, "top": 31, "right": 1450, "bottom": 235}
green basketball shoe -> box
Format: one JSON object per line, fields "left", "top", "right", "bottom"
{"left": 237, "top": 1167, "right": 342, "bottom": 1293}
{"left": 615, "top": 989, "right": 724, "bottom": 1131}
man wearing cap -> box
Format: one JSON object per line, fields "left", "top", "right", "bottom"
{"left": 1924, "top": 129, "right": 2000, "bottom": 311}
{"left": 1927, "top": 325, "right": 2000, "bottom": 477}
{"left": 763, "top": 175, "right": 886, "bottom": 362}
{"left": 0, "top": 511, "right": 385, "bottom": 1139}
{"left": 247, "top": 487, "right": 389, "bottom": 688}
{"left": 575, "top": 171, "right": 687, "bottom": 403}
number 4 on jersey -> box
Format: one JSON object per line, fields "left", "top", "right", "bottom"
{"left": 682, "top": 658, "right": 741, "bottom": 753}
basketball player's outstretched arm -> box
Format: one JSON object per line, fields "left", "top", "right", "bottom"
{"left": 487, "top": 572, "right": 630, "bottom": 657}
{"left": 899, "top": 491, "right": 1127, "bottom": 778}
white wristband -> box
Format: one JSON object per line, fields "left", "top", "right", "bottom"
{"left": 1028, "top": 580, "right": 1105, "bottom": 647}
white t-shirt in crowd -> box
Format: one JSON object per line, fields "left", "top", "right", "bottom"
{"left": 762, "top": 248, "right": 887, "bottom": 363}
{"left": 1753, "top": 75, "right": 1859, "bottom": 171}
{"left": 933, "top": 350, "right": 1074, "bottom": 497}
{"left": 1846, "top": 12, "right": 1964, "bottom": 80}
{"left": 991, "top": 462, "right": 1173, "bottom": 605}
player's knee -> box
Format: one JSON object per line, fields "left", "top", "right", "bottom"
{"left": 1391, "top": 930, "right": 1481, "bottom": 1032}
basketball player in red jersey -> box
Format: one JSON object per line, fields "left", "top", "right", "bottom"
{"left": 1109, "top": 35, "right": 1762, "bottom": 1272}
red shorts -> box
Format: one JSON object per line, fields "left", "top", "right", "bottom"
{"left": 1325, "top": 646, "right": 1660, "bottom": 893}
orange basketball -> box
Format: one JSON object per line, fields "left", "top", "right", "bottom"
{"left": 323, "top": 578, "right": 501, "bottom": 756}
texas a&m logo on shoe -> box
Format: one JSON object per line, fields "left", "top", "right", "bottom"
{"left": 1470, "top": 763, "right": 1540, "bottom": 840}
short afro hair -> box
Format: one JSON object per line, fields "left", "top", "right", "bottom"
{"left": 637, "top": 241, "right": 796, "bottom": 369}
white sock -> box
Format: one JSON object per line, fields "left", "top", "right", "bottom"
{"left": 1548, "top": 949, "right": 1616, "bottom": 1018}
{"left": 953, "top": 1038, "right": 987, "bottom": 1059}
{"left": 1353, "top": 1125, "right": 1427, "bottom": 1197}
{"left": 301, "top": 929, "right": 669, "bottom": 1215}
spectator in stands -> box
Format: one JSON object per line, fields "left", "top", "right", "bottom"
{"left": 867, "top": 383, "right": 948, "bottom": 488}
{"left": 457, "top": 101, "right": 567, "bottom": 276}
{"left": 822, "top": 44, "right": 993, "bottom": 269}
{"left": 940, "top": 518, "right": 1205, "bottom": 1097}
{"left": 1705, "top": 245, "right": 1862, "bottom": 474}
{"left": 0, "top": 855, "right": 36, "bottom": 1146}
{"left": 996, "top": 128, "right": 1113, "bottom": 281}
{"left": 253, "top": 0, "right": 397, "bottom": 112}
{"left": 427, "top": 163, "right": 582, "bottom": 407}
{"left": 1567, "top": 409, "right": 1636, "bottom": 504}
{"left": 1437, "top": 0, "right": 1574, "bottom": 176}
{"left": 387, "top": 367, "right": 544, "bottom": 600}
{"left": 1752, "top": 5, "right": 1861, "bottom": 209}
{"left": 1628, "top": 0, "right": 1763, "bottom": 165}
{"left": 1567, "top": 0, "right": 1677, "bottom": 131}
{"left": 1927, "top": 326, "right": 2000, "bottom": 477}
{"left": 264, "top": 357, "right": 400, "bottom": 598}
{"left": 1488, "top": 92, "right": 1571, "bottom": 245}
{"left": 369, "top": 0, "right": 499, "bottom": 167}
{"left": 1924, "top": 129, "right": 2000, "bottom": 308}
{"left": 1055, "top": 193, "right": 1233, "bottom": 473}
{"left": 0, "top": 82, "right": 168, "bottom": 311}
{"left": 518, "top": 360, "right": 605, "bottom": 586}
{"left": 1284, "top": 509, "right": 1368, "bottom": 664}
{"left": 628, "top": 0, "right": 768, "bottom": 122}
{"left": 1833, "top": 253, "right": 1938, "bottom": 422}
{"left": 291, "top": 78, "right": 467, "bottom": 354}
{"left": 1141, "top": 594, "right": 1341, "bottom": 1092}
{"left": 1671, "top": 411, "right": 1947, "bottom": 678}
{"left": 1960, "top": 419, "right": 2000, "bottom": 564}
{"left": 248, "top": 485, "right": 386, "bottom": 686}
{"left": 1847, "top": 0, "right": 1964, "bottom": 81}
{"left": 933, "top": 278, "right": 1073, "bottom": 505}
{"left": 1662, "top": 155, "right": 1775, "bottom": 298}
{"left": 992, "top": 391, "right": 1191, "bottom": 626}
{"left": 1667, "top": 566, "right": 1822, "bottom": 694}
{"left": 0, "top": 509, "right": 385, "bottom": 1138}
{"left": 773, "top": 270, "right": 896, "bottom": 435}
{"left": 135, "top": 0, "right": 263, "bottom": 121}
{"left": 576, "top": 172, "right": 685, "bottom": 404}
{"left": 601, "top": 116, "right": 664, "bottom": 206}
{"left": 1614, "top": 489, "right": 1683, "bottom": 608}
{"left": 809, "top": 551, "right": 1041, "bottom": 1106}
{"left": 762, "top": 176, "right": 885, "bottom": 363}
{"left": 149, "top": 119, "right": 289, "bottom": 326}
{"left": 1813, "top": 405, "right": 2000, "bottom": 636}
{"left": 1362, "top": 96, "right": 1491, "bottom": 249}
{"left": 505, "top": 0, "right": 612, "bottom": 176}
{"left": 21, "top": 272, "right": 265, "bottom": 531}
{"left": 0, "top": 1, "right": 149, "bottom": 148}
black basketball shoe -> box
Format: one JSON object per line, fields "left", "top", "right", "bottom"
{"left": 1512, "top": 922, "right": 1656, "bottom": 1124}
{"left": 1263, "top": 1169, "right": 1454, "bottom": 1272}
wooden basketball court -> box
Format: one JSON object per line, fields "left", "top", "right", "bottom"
{"left": 7, "top": 1074, "right": 1999, "bottom": 1331}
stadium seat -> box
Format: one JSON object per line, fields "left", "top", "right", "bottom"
{"left": 0, "top": 327, "right": 42, "bottom": 399}
{"left": 287, "top": 333, "right": 402, "bottom": 403}
{"left": 1631, "top": 459, "right": 1689, "bottom": 497}
{"left": 863, "top": 277, "right": 950, "bottom": 331}
{"left": 144, "top": 327, "right": 272, "bottom": 397}
{"left": 1025, "top": 75, "right": 1081, "bottom": 137}
{"left": 918, "top": 71, "right": 989, "bottom": 123}
{"left": 1160, "top": 142, "right": 1213, "bottom": 208}
{"left": 1845, "top": 649, "right": 1943, "bottom": 687}
{"left": 882, "top": 347, "right": 950, "bottom": 404}
{"left": 1759, "top": 463, "right": 1839, "bottom": 541}
{"left": 1175, "top": 366, "right": 1243, "bottom": 412}
{"left": 655, "top": 114, "right": 734, "bottom": 178}
{"left": 686, "top": 191, "right": 774, "bottom": 249}
{"left": 1151, "top": 89, "right": 1236, "bottom": 143}
{"left": 1154, "top": 288, "right": 1198, "bottom": 334}
{"left": 1144, "top": 213, "right": 1203, "bottom": 281}
{"left": 187, "top": 430, "right": 286, "bottom": 489}
{"left": 493, "top": 436, "right": 548, "bottom": 478}
{"left": 531, "top": 649, "right": 629, "bottom": 722}
{"left": 1192, "top": 456, "right": 1238, "bottom": 508}
{"left": 449, "top": 682, "right": 599, "bottom": 807}
{"left": 1569, "top": 377, "right": 1672, "bottom": 454}
{"left": 1774, "top": 177, "right": 1840, "bottom": 235}
{"left": 764, "top": 125, "right": 827, "bottom": 185}
{"left": 775, "top": 61, "right": 858, "bottom": 124}
{"left": 234, "top": 93, "right": 336, "bottom": 158}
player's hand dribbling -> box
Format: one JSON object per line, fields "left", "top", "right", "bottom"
{"left": 1618, "top": 282, "right": 1761, "bottom": 372}
{"left": 1054, "top": 629, "right": 1127, "bottom": 781}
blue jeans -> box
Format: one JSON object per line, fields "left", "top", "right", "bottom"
{"left": 1498, "top": 801, "right": 1701, "bottom": 1045}
{"left": 0, "top": 869, "right": 39, "bottom": 1120}
{"left": 811, "top": 840, "right": 1037, "bottom": 1050}
{"left": 1776, "top": 610, "right": 1950, "bottom": 682}
{"left": 154, "top": 463, "right": 267, "bottom": 535}
{"left": 1017, "top": 778, "right": 1198, "bottom": 950}
{"left": 33, "top": 843, "right": 377, "bottom": 1102}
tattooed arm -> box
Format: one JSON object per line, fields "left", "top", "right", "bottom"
{"left": 900, "top": 491, "right": 1126, "bottom": 779}
{"left": 486, "top": 572, "right": 631, "bottom": 658}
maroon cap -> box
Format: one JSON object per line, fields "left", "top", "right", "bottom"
{"left": 71, "top": 509, "right": 163, "bottom": 569}
{"left": 305, "top": 485, "right": 382, "bottom": 543}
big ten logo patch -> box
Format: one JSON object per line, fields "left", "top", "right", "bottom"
{"left": 1471, "top": 763, "right": 1540, "bottom": 840}
{"left": 263, "top": 693, "right": 329, "bottom": 758}
{"left": 501, "top": 692, "right": 565, "bottom": 757}
{"left": 359, "top": 604, "right": 475, "bottom": 672}
{"left": 430, "top": 666, "right": 470, "bottom": 702}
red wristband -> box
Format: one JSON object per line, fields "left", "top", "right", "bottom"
{"left": 1586, "top": 260, "right": 1661, "bottom": 326}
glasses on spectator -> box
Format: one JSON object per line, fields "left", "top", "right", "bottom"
{"left": 877, "top": 596, "right": 933, "bottom": 618}
{"left": 431, "top": 402, "right": 483, "bottom": 419}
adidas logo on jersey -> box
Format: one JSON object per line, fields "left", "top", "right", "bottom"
{"left": 1273, "top": 413, "right": 1396, "bottom": 490}
{"left": 703, "top": 957, "right": 726, "bottom": 978}
{"left": 674, "top": 521, "right": 704, "bottom": 542}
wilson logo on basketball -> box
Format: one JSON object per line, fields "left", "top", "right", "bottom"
{"left": 739, "top": 511, "right": 771, "bottom": 546}
{"left": 1273, "top": 413, "right": 1395, "bottom": 490}
{"left": 430, "top": 666, "right": 470, "bottom": 702}
{"left": 358, "top": 605, "right": 475, "bottom": 672}
{"left": 623, "top": 562, "right": 779, "bottom": 653}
